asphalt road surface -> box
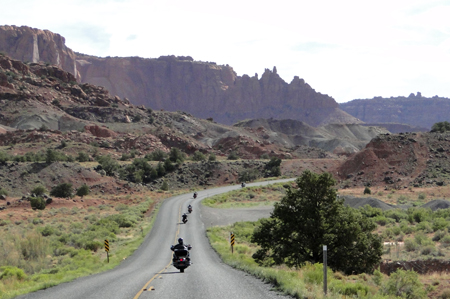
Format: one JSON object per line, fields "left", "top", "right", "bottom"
{"left": 17, "top": 179, "right": 294, "bottom": 299}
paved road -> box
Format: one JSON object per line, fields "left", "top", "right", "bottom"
{"left": 17, "top": 180, "right": 293, "bottom": 299}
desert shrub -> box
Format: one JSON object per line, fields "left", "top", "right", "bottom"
{"left": 145, "top": 149, "right": 167, "bottom": 161}
{"left": 227, "top": 151, "right": 239, "bottom": 160}
{"left": 208, "top": 153, "right": 216, "bottom": 161}
{"left": 440, "top": 235, "right": 450, "bottom": 248}
{"left": 192, "top": 151, "right": 206, "bottom": 161}
{"left": 40, "top": 225, "right": 56, "bottom": 237}
{"left": 372, "top": 268, "right": 384, "bottom": 286}
{"left": 421, "top": 245, "right": 437, "bottom": 256}
{"left": 397, "top": 195, "right": 409, "bottom": 204}
{"left": 260, "top": 153, "right": 270, "bottom": 159}
{"left": 161, "top": 181, "right": 169, "bottom": 191}
{"left": 76, "top": 184, "right": 90, "bottom": 198}
{"left": 408, "top": 207, "right": 432, "bottom": 224}
{"left": 400, "top": 220, "right": 415, "bottom": 234}
{"left": 84, "top": 240, "right": 103, "bottom": 252}
{"left": 414, "top": 232, "right": 433, "bottom": 246}
{"left": 120, "top": 153, "right": 131, "bottom": 161}
{"left": 384, "top": 209, "right": 408, "bottom": 222}
{"left": 416, "top": 221, "right": 433, "bottom": 233}
{"left": 0, "top": 187, "right": 8, "bottom": 196}
{"left": 391, "top": 225, "right": 402, "bottom": 236}
{"left": 31, "top": 185, "right": 47, "bottom": 197}
{"left": 329, "top": 280, "right": 369, "bottom": 296}
{"left": 96, "top": 155, "right": 119, "bottom": 176}
{"left": 360, "top": 205, "right": 383, "bottom": 218}
{"left": 238, "top": 169, "right": 260, "bottom": 183}
{"left": 404, "top": 238, "right": 418, "bottom": 252}
{"left": 0, "top": 266, "right": 27, "bottom": 280}
{"left": 431, "top": 121, "right": 450, "bottom": 133}
{"left": 364, "top": 186, "right": 371, "bottom": 195}
{"left": 163, "top": 158, "right": 176, "bottom": 172}
{"left": 76, "top": 152, "right": 90, "bottom": 162}
{"left": 168, "top": 147, "right": 185, "bottom": 163}
{"left": 30, "top": 197, "right": 46, "bottom": 210}
{"left": 50, "top": 183, "right": 73, "bottom": 198}
{"left": 432, "top": 217, "right": 449, "bottom": 232}
{"left": 374, "top": 216, "right": 389, "bottom": 226}
{"left": 432, "top": 230, "right": 447, "bottom": 242}
{"left": 382, "top": 269, "right": 426, "bottom": 299}
{"left": 31, "top": 218, "right": 43, "bottom": 225}
{"left": 418, "top": 193, "right": 426, "bottom": 200}
{"left": 439, "top": 289, "right": 450, "bottom": 299}
{"left": 0, "top": 151, "right": 10, "bottom": 164}
{"left": 302, "top": 262, "right": 333, "bottom": 285}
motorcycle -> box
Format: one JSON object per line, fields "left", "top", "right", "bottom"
{"left": 193, "top": 192, "right": 198, "bottom": 199}
{"left": 182, "top": 214, "right": 188, "bottom": 224}
{"left": 188, "top": 205, "right": 193, "bottom": 213}
{"left": 241, "top": 182, "right": 246, "bottom": 188}
{"left": 172, "top": 246, "right": 192, "bottom": 273}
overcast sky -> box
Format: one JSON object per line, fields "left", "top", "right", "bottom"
{"left": 2, "top": 0, "right": 450, "bottom": 103}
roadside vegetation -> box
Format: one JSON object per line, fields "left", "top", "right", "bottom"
{"left": 0, "top": 191, "right": 172, "bottom": 299}
{"left": 205, "top": 171, "right": 450, "bottom": 298}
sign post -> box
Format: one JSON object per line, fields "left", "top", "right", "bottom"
{"left": 105, "top": 239, "right": 110, "bottom": 263}
{"left": 323, "top": 245, "right": 327, "bottom": 296}
{"left": 230, "top": 232, "right": 235, "bottom": 254}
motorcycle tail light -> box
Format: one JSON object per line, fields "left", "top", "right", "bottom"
{"left": 180, "top": 258, "right": 184, "bottom": 261}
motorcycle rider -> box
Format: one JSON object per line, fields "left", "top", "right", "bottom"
{"left": 171, "top": 238, "right": 192, "bottom": 261}
{"left": 188, "top": 204, "right": 192, "bottom": 212}
{"left": 182, "top": 213, "right": 188, "bottom": 223}
{"left": 193, "top": 192, "right": 198, "bottom": 199}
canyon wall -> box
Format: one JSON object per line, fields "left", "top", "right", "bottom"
{"left": 0, "top": 25, "right": 360, "bottom": 126}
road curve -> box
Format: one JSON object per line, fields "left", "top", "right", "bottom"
{"left": 17, "top": 179, "right": 294, "bottom": 299}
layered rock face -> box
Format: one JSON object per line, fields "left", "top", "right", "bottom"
{"left": 0, "top": 25, "right": 79, "bottom": 80}
{"left": 340, "top": 93, "right": 450, "bottom": 130}
{"left": 0, "top": 25, "right": 360, "bottom": 126}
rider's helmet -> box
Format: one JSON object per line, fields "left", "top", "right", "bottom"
{"left": 178, "top": 238, "right": 183, "bottom": 245}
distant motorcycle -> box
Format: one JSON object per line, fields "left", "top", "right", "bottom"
{"left": 188, "top": 205, "right": 193, "bottom": 213}
{"left": 193, "top": 192, "right": 198, "bottom": 199}
{"left": 241, "top": 182, "right": 246, "bottom": 188}
{"left": 182, "top": 213, "right": 188, "bottom": 224}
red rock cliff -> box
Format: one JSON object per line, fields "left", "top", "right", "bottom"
{"left": 0, "top": 25, "right": 360, "bottom": 126}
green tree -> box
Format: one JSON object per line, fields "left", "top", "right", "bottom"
{"left": 192, "top": 151, "right": 206, "bottom": 161}
{"left": 251, "top": 170, "right": 382, "bottom": 274}
{"left": 30, "top": 197, "right": 46, "bottom": 210}
{"left": 208, "top": 153, "right": 216, "bottom": 161}
{"left": 76, "top": 184, "right": 90, "bottom": 198}
{"left": 169, "top": 147, "right": 185, "bottom": 164}
{"left": 45, "top": 149, "right": 58, "bottom": 164}
{"left": 264, "top": 156, "right": 282, "bottom": 177}
{"left": 76, "top": 152, "right": 90, "bottom": 162}
{"left": 431, "top": 121, "right": 450, "bottom": 133}
{"left": 227, "top": 151, "right": 239, "bottom": 160}
{"left": 50, "top": 183, "right": 73, "bottom": 198}
{"left": 31, "top": 185, "right": 47, "bottom": 197}
{"left": 96, "top": 155, "right": 119, "bottom": 176}
{"left": 364, "top": 186, "right": 371, "bottom": 195}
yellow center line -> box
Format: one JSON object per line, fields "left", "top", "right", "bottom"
{"left": 133, "top": 204, "right": 182, "bottom": 299}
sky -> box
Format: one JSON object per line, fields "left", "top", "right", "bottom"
{"left": 1, "top": 0, "right": 450, "bottom": 103}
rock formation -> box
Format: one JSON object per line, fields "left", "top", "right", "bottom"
{"left": 340, "top": 93, "right": 450, "bottom": 131}
{"left": 0, "top": 25, "right": 360, "bottom": 126}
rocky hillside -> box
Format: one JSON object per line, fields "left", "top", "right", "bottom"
{"left": 340, "top": 93, "right": 449, "bottom": 131}
{"left": 234, "top": 118, "right": 388, "bottom": 154}
{"left": 0, "top": 25, "right": 360, "bottom": 126}
{"left": 335, "top": 131, "right": 450, "bottom": 189}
